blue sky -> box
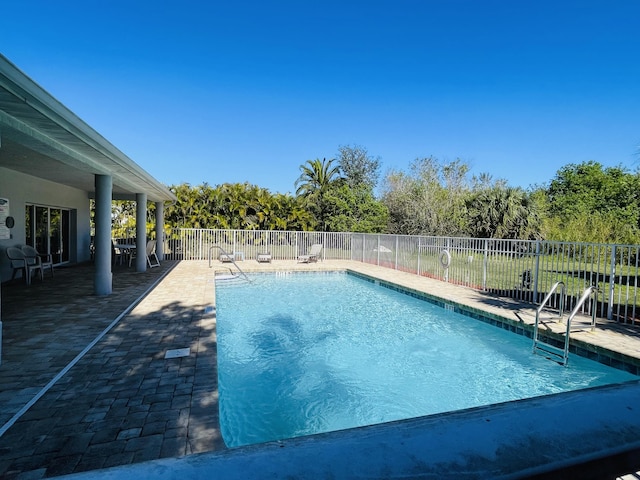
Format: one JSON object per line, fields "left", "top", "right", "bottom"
{"left": 2, "top": 1, "right": 639, "bottom": 195}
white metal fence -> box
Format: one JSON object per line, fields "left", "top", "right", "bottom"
{"left": 162, "top": 229, "right": 352, "bottom": 263}
{"left": 162, "top": 229, "right": 640, "bottom": 325}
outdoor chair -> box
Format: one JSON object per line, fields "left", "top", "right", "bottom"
{"left": 129, "top": 239, "right": 160, "bottom": 268}
{"left": 21, "top": 245, "right": 54, "bottom": 279}
{"left": 219, "top": 253, "right": 234, "bottom": 262}
{"left": 146, "top": 240, "right": 161, "bottom": 268}
{"left": 298, "top": 243, "right": 323, "bottom": 263}
{"left": 112, "top": 241, "right": 127, "bottom": 266}
{"left": 220, "top": 251, "right": 244, "bottom": 262}
{"left": 6, "top": 246, "right": 41, "bottom": 285}
{"left": 257, "top": 252, "right": 272, "bottom": 263}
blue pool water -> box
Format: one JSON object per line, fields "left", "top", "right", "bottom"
{"left": 215, "top": 272, "right": 638, "bottom": 448}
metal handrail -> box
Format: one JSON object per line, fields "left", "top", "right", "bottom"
{"left": 566, "top": 285, "right": 598, "bottom": 333}
{"left": 536, "top": 281, "right": 566, "bottom": 322}
{"left": 532, "top": 281, "right": 565, "bottom": 359}
{"left": 208, "top": 245, "right": 252, "bottom": 283}
{"left": 557, "top": 285, "right": 598, "bottom": 365}
{"left": 533, "top": 284, "right": 597, "bottom": 366}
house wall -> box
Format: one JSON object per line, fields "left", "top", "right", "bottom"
{"left": 0, "top": 167, "right": 92, "bottom": 283}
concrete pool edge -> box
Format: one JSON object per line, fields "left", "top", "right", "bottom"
{"left": 59, "top": 380, "right": 640, "bottom": 479}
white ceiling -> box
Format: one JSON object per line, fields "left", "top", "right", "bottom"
{"left": 0, "top": 55, "right": 176, "bottom": 203}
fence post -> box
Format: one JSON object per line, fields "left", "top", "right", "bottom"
{"left": 533, "top": 241, "right": 541, "bottom": 303}
{"left": 377, "top": 235, "right": 381, "bottom": 266}
{"left": 351, "top": 233, "right": 355, "bottom": 261}
{"left": 417, "top": 237, "right": 421, "bottom": 276}
{"left": 483, "top": 239, "right": 488, "bottom": 291}
{"left": 608, "top": 245, "right": 616, "bottom": 320}
{"left": 395, "top": 236, "right": 399, "bottom": 270}
{"left": 323, "top": 231, "right": 327, "bottom": 261}
{"left": 233, "top": 230, "right": 237, "bottom": 258}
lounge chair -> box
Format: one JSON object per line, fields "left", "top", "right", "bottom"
{"left": 220, "top": 251, "right": 245, "bottom": 262}
{"left": 257, "top": 252, "right": 272, "bottom": 263}
{"left": 298, "top": 243, "right": 322, "bottom": 263}
{"left": 220, "top": 253, "right": 234, "bottom": 262}
{"left": 21, "top": 245, "right": 54, "bottom": 278}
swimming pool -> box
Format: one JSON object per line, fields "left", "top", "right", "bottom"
{"left": 215, "top": 271, "right": 638, "bottom": 448}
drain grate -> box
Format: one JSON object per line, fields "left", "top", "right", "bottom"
{"left": 164, "top": 348, "right": 190, "bottom": 359}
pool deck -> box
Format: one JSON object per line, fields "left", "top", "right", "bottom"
{"left": 0, "top": 259, "right": 639, "bottom": 478}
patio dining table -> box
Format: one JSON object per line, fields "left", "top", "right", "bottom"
{"left": 114, "top": 243, "right": 136, "bottom": 266}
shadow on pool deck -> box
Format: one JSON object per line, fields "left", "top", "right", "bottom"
{"left": 0, "top": 260, "right": 224, "bottom": 477}
{"left": 1, "top": 259, "right": 640, "bottom": 478}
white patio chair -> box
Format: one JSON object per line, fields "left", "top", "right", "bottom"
{"left": 298, "top": 243, "right": 323, "bottom": 263}
{"left": 21, "top": 245, "right": 54, "bottom": 278}
{"left": 6, "top": 246, "right": 41, "bottom": 285}
{"left": 130, "top": 240, "right": 160, "bottom": 268}
{"left": 146, "top": 240, "right": 161, "bottom": 268}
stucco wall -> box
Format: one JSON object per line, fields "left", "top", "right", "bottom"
{"left": 0, "top": 167, "right": 92, "bottom": 283}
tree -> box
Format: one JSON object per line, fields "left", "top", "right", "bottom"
{"left": 547, "top": 161, "right": 639, "bottom": 220}
{"left": 545, "top": 161, "right": 640, "bottom": 242}
{"left": 165, "top": 182, "right": 312, "bottom": 231}
{"left": 111, "top": 200, "right": 137, "bottom": 238}
{"left": 165, "top": 183, "right": 217, "bottom": 228}
{"left": 336, "top": 145, "right": 381, "bottom": 190}
{"left": 466, "top": 185, "right": 542, "bottom": 239}
{"left": 323, "top": 183, "right": 389, "bottom": 233}
{"left": 272, "top": 193, "right": 316, "bottom": 231}
{"left": 294, "top": 158, "right": 342, "bottom": 197}
{"left": 295, "top": 158, "right": 342, "bottom": 231}
{"left": 381, "top": 157, "right": 470, "bottom": 236}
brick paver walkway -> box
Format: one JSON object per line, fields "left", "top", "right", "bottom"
{"left": 0, "top": 261, "right": 222, "bottom": 478}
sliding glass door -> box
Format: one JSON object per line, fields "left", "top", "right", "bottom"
{"left": 25, "top": 205, "right": 71, "bottom": 265}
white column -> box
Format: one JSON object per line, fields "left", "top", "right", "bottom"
{"left": 136, "top": 193, "right": 147, "bottom": 272}
{"left": 155, "top": 201, "right": 164, "bottom": 260}
{"left": 94, "top": 175, "right": 113, "bottom": 295}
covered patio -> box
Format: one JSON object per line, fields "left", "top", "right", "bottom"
{"left": 0, "top": 53, "right": 176, "bottom": 296}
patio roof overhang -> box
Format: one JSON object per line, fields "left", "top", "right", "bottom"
{"left": 0, "top": 54, "right": 176, "bottom": 203}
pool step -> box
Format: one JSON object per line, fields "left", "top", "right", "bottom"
{"left": 533, "top": 340, "right": 567, "bottom": 365}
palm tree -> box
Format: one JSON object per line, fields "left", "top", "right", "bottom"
{"left": 467, "top": 186, "right": 540, "bottom": 239}
{"left": 295, "top": 158, "right": 341, "bottom": 231}
{"left": 295, "top": 158, "right": 341, "bottom": 197}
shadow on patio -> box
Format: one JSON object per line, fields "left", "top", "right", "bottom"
{"left": 0, "top": 260, "right": 225, "bottom": 477}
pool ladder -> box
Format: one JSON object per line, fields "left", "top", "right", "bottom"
{"left": 208, "top": 245, "right": 252, "bottom": 283}
{"left": 532, "top": 282, "right": 597, "bottom": 366}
